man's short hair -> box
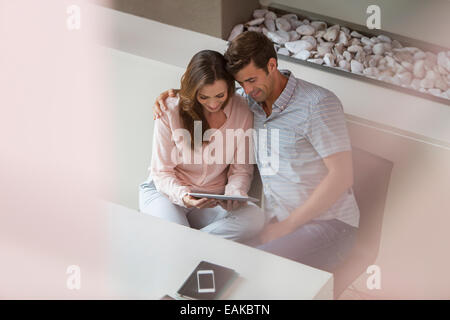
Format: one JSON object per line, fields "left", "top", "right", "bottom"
{"left": 224, "top": 31, "right": 277, "bottom": 75}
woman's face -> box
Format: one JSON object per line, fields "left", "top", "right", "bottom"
{"left": 196, "top": 80, "right": 228, "bottom": 114}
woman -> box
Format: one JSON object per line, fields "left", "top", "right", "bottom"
{"left": 139, "top": 50, "right": 265, "bottom": 242}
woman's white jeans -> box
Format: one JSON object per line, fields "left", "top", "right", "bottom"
{"left": 139, "top": 181, "right": 266, "bottom": 243}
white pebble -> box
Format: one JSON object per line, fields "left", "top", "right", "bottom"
{"left": 324, "top": 53, "right": 336, "bottom": 67}
{"left": 285, "top": 40, "right": 314, "bottom": 53}
{"left": 428, "top": 88, "right": 442, "bottom": 96}
{"left": 413, "top": 60, "right": 426, "bottom": 79}
{"left": 338, "top": 60, "right": 351, "bottom": 71}
{"left": 307, "top": 58, "right": 324, "bottom": 65}
{"left": 293, "top": 50, "right": 311, "bottom": 60}
{"left": 363, "top": 67, "right": 378, "bottom": 77}
{"left": 275, "top": 18, "right": 291, "bottom": 31}
{"left": 337, "top": 31, "right": 349, "bottom": 46}
{"left": 277, "top": 47, "right": 290, "bottom": 56}
{"left": 373, "top": 43, "right": 385, "bottom": 55}
{"left": 377, "top": 34, "right": 392, "bottom": 43}
{"left": 348, "top": 45, "right": 363, "bottom": 53}
{"left": 323, "top": 28, "right": 338, "bottom": 42}
{"left": 264, "top": 18, "right": 276, "bottom": 32}
{"left": 267, "top": 30, "right": 290, "bottom": 44}
{"left": 343, "top": 51, "right": 352, "bottom": 61}
{"left": 361, "top": 37, "right": 374, "bottom": 47}
{"left": 246, "top": 17, "right": 265, "bottom": 26}
{"left": 414, "top": 51, "right": 426, "bottom": 60}
{"left": 350, "top": 31, "right": 364, "bottom": 38}
{"left": 289, "top": 20, "right": 304, "bottom": 29}
{"left": 228, "top": 24, "right": 244, "bottom": 41}
{"left": 282, "top": 13, "right": 298, "bottom": 21}
{"left": 351, "top": 60, "right": 364, "bottom": 73}
{"left": 265, "top": 11, "right": 277, "bottom": 20}
{"left": 397, "top": 72, "right": 412, "bottom": 85}
{"left": 420, "top": 78, "right": 434, "bottom": 89}
{"left": 289, "top": 30, "right": 301, "bottom": 41}
{"left": 301, "top": 35, "right": 317, "bottom": 48}
{"left": 253, "top": 9, "right": 268, "bottom": 19}
{"left": 296, "top": 25, "right": 315, "bottom": 36}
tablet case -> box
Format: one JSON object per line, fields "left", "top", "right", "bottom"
{"left": 176, "top": 261, "right": 238, "bottom": 300}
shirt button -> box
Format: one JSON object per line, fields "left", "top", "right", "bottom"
{"left": 264, "top": 123, "right": 267, "bottom": 128}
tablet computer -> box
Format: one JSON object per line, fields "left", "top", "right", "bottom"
{"left": 188, "top": 193, "right": 260, "bottom": 203}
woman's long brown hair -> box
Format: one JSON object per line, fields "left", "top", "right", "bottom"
{"left": 178, "top": 50, "right": 235, "bottom": 149}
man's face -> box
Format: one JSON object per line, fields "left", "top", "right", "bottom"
{"left": 234, "top": 59, "right": 276, "bottom": 103}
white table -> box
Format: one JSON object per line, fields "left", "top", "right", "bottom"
{"left": 105, "top": 202, "right": 333, "bottom": 299}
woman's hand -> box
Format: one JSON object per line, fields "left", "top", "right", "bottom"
{"left": 182, "top": 195, "right": 217, "bottom": 209}
{"left": 153, "top": 89, "right": 179, "bottom": 120}
{"left": 218, "top": 200, "right": 246, "bottom": 211}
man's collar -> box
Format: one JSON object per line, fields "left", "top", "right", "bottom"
{"left": 273, "top": 70, "right": 296, "bottom": 112}
{"left": 248, "top": 69, "right": 296, "bottom": 114}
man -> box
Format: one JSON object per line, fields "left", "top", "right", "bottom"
{"left": 153, "top": 31, "right": 359, "bottom": 272}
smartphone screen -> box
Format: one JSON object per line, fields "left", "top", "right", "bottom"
{"left": 197, "top": 270, "right": 215, "bottom": 293}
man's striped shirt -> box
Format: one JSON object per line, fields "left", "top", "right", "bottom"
{"left": 239, "top": 70, "right": 360, "bottom": 228}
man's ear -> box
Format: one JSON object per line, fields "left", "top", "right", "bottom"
{"left": 267, "top": 57, "right": 277, "bottom": 73}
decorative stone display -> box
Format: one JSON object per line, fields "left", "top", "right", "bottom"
{"left": 227, "top": 8, "right": 450, "bottom": 101}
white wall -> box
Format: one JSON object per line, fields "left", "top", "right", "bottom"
{"left": 106, "top": 49, "right": 184, "bottom": 208}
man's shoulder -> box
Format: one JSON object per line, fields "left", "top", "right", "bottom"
{"left": 293, "top": 77, "right": 339, "bottom": 106}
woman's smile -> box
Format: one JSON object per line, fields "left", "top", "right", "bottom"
{"left": 206, "top": 103, "right": 222, "bottom": 112}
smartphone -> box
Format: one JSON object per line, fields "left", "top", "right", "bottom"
{"left": 197, "top": 270, "right": 215, "bottom": 293}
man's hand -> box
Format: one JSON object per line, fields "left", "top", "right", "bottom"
{"left": 153, "top": 89, "right": 179, "bottom": 120}
{"left": 218, "top": 200, "right": 245, "bottom": 211}
{"left": 259, "top": 219, "right": 295, "bottom": 244}
{"left": 183, "top": 195, "right": 217, "bottom": 209}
